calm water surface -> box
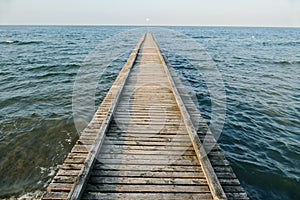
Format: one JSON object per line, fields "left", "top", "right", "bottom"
{"left": 0, "top": 26, "right": 299, "bottom": 199}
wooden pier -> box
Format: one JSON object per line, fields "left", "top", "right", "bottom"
{"left": 43, "top": 34, "right": 249, "bottom": 200}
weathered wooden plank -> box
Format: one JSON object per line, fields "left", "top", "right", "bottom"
{"left": 56, "top": 169, "right": 80, "bottom": 176}
{"left": 60, "top": 164, "right": 82, "bottom": 170}
{"left": 105, "top": 136, "right": 190, "bottom": 142}
{"left": 100, "top": 145, "right": 221, "bottom": 155}
{"left": 114, "top": 119, "right": 185, "bottom": 124}
{"left": 66, "top": 152, "right": 88, "bottom": 157}
{"left": 109, "top": 124, "right": 186, "bottom": 129}
{"left": 79, "top": 132, "right": 97, "bottom": 137}
{"left": 42, "top": 192, "right": 68, "bottom": 200}
{"left": 218, "top": 178, "right": 241, "bottom": 186}
{"left": 96, "top": 158, "right": 199, "bottom": 166}
{"left": 89, "top": 177, "right": 208, "bottom": 185}
{"left": 100, "top": 144, "right": 194, "bottom": 151}
{"left": 121, "top": 90, "right": 172, "bottom": 94}
{"left": 106, "top": 131, "right": 189, "bottom": 136}
{"left": 47, "top": 183, "right": 73, "bottom": 192}
{"left": 99, "top": 149, "right": 197, "bottom": 155}
{"left": 103, "top": 140, "right": 193, "bottom": 147}
{"left": 216, "top": 172, "right": 237, "bottom": 179}
{"left": 209, "top": 159, "right": 231, "bottom": 166}
{"left": 105, "top": 135, "right": 190, "bottom": 141}
{"left": 64, "top": 157, "right": 86, "bottom": 164}
{"left": 118, "top": 103, "right": 178, "bottom": 107}
{"left": 113, "top": 112, "right": 183, "bottom": 117}
{"left": 82, "top": 192, "right": 213, "bottom": 200}
{"left": 115, "top": 108, "right": 181, "bottom": 113}
{"left": 75, "top": 140, "right": 95, "bottom": 145}
{"left": 222, "top": 186, "right": 247, "bottom": 193}
{"left": 214, "top": 166, "right": 234, "bottom": 173}
{"left": 98, "top": 154, "right": 198, "bottom": 160}
{"left": 93, "top": 164, "right": 203, "bottom": 172}
{"left": 103, "top": 143, "right": 193, "bottom": 151}
{"left": 71, "top": 145, "right": 90, "bottom": 153}
{"left": 225, "top": 192, "right": 249, "bottom": 200}
{"left": 91, "top": 170, "right": 204, "bottom": 178}
{"left": 85, "top": 184, "right": 211, "bottom": 193}
{"left": 116, "top": 115, "right": 182, "bottom": 120}
{"left": 78, "top": 136, "right": 101, "bottom": 140}
{"left": 53, "top": 176, "right": 77, "bottom": 183}
{"left": 116, "top": 108, "right": 180, "bottom": 112}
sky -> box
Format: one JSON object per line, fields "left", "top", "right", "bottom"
{"left": 0, "top": 0, "right": 299, "bottom": 27}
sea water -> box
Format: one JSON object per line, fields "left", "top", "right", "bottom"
{"left": 0, "top": 26, "right": 299, "bottom": 199}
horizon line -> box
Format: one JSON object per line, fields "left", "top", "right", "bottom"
{"left": 0, "top": 24, "right": 299, "bottom": 28}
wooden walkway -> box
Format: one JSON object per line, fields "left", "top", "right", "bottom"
{"left": 43, "top": 34, "right": 249, "bottom": 200}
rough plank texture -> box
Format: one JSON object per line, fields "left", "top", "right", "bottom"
{"left": 43, "top": 33, "right": 249, "bottom": 200}
{"left": 83, "top": 34, "right": 214, "bottom": 199}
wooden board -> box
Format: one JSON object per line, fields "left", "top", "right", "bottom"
{"left": 82, "top": 192, "right": 213, "bottom": 200}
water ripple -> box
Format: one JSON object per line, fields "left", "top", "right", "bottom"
{"left": 0, "top": 26, "right": 299, "bottom": 199}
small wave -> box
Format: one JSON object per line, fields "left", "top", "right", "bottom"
{"left": 280, "top": 41, "right": 300, "bottom": 46}
{"left": 4, "top": 40, "right": 18, "bottom": 44}
{"left": 26, "top": 64, "right": 80, "bottom": 72}
{"left": 272, "top": 60, "right": 300, "bottom": 65}
{"left": 35, "top": 71, "right": 77, "bottom": 79}
{"left": 192, "top": 36, "right": 212, "bottom": 39}
{"left": 0, "top": 40, "right": 44, "bottom": 45}
{"left": 262, "top": 41, "right": 300, "bottom": 47}
{"left": 274, "top": 61, "right": 291, "bottom": 65}
{"left": 232, "top": 56, "right": 244, "bottom": 60}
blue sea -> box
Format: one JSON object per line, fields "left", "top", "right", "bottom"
{"left": 0, "top": 26, "right": 299, "bottom": 199}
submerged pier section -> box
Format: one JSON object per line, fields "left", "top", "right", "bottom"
{"left": 43, "top": 34, "right": 249, "bottom": 200}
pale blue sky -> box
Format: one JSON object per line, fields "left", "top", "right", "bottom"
{"left": 0, "top": 0, "right": 299, "bottom": 26}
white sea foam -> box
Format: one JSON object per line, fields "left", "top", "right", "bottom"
{"left": 5, "top": 40, "right": 15, "bottom": 44}
{"left": 3, "top": 190, "right": 44, "bottom": 200}
{"left": 17, "top": 191, "right": 44, "bottom": 200}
